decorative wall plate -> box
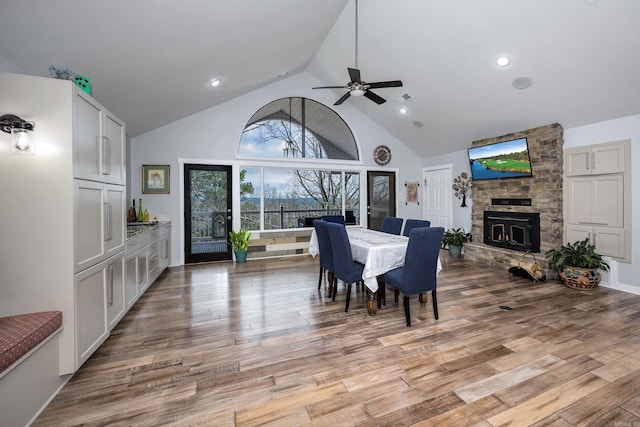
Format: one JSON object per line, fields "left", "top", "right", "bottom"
{"left": 373, "top": 145, "right": 391, "bottom": 165}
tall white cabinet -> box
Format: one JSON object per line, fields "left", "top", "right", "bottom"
{"left": 0, "top": 72, "right": 126, "bottom": 374}
{"left": 564, "top": 140, "right": 631, "bottom": 261}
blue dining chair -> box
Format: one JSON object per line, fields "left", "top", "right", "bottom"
{"left": 321, "top": 215, "right": 345, "bottom": 224}
{"left": 380, "top": 216, "right": 403, "bottom": 235}
{"left": 402, "top": 219, "right": 431, "bottom": 237}
{"left": 325, "top": 222, "right": 364, "bottom": 311}
{"left": 313, "top": 220, "right": 336, "bottom": 294}
{"left": 378, "top": 227, "right": 444, "bottom": 326}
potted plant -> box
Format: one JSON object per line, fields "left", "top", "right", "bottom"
{"left": 545, "top": 238, "right": 609, "bottom": 290}
{"left": 229, "top": 229, "right": 251, "bottom": 263}
{"left": 441, "top": 227, "right": 471, "bottom": 257}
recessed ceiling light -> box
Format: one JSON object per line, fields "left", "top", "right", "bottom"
{"left": 398, "top": 106, "right": 409, "bottom": 115}
{"left": 209, "top": 78, "right": 221, "bottom": 87}
{"left": 495, "top": 56, "right": 511, "bottom": 67}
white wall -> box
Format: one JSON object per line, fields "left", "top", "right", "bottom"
{"left": 131, "top": 71, "right": 424, "bottom": 266}
{"left": 422, "top": 149, "right": 473, "bottom": 232}
{"left": 564, "top": 113, "right": 640, "bottom": 294}
{"left": 0, "top": 54, "right": 24, "bottom": 74}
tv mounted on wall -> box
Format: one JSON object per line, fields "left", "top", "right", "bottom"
{"left": 468, "top": 137, "right": 533, "bottom": 180}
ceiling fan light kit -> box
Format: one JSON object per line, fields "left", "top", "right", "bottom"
{"left": 312, "top": 0, "right": 402, "bottom": 106}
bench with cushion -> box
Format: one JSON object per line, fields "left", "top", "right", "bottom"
{"left": 1, "top": 311, "right": 67, "bottom": 427}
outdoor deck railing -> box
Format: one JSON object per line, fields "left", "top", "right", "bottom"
{"left": 191, "top": 207, "right": 359, "bottom": 239}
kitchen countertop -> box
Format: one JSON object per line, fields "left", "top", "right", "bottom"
{"left": 126, "top": 221, "right": 171, "bottom": 239}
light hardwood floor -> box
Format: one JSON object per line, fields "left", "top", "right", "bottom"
{"left": 34, "top": 253, "right": 640, "bottom": 426}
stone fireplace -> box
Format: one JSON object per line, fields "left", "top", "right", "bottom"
{"left": 463, "top": 123, "right": 564, "bottom": 274}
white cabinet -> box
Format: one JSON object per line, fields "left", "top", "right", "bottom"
{"left": 74, "top": 252, "right": 125, "bottom": 367}
{"left": 566, "top": 224, "right": 626, "bottom": 259}
{"left": 74, "top": 90, "right": 125, "bottom": 185}
{"left": 125, "top": 252, "right": 140, "bottom": 309}
{"left": 0, "top": 72, "right": 127, "bottom": 375}
{"left": 563, "top": 140, "right": 630, "bottom": 262}
{"left": 74, "top": 180, "right": 125, "bottom": 272}
{"left": 565, "top": 175, "right": 623, "bottom": 227}
{"left": 106, "top": 254, "right": 126, "bottom": 331}
{"left": 565, "top": 142, "right": 625, "bottom": 176}
{"left": 125, "top": 222, "right": 171, "bottom": 305}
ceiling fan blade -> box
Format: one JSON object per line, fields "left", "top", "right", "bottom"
{"left": 367, "top": 80, "right": 403, "bottom": 89}
{"left": 334, "top": 92, "right": 351, "bottom": 106}
{"left": 312, "top": 85, "right": 350, "bottom": 89}
{"left": 364, "top": 90, "right": 386, "bottom": 105}
{"left": 348, "top": 67, "right": 361, "bottom": 83}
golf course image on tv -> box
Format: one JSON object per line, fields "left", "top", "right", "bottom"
{"left": 467, "top": 137, "right": 533, "bottom": 180}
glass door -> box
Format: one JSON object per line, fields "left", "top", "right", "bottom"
{"left": 184, "top": 164, "right": 232, "bottom": 263}
{"left": 367, "top": 171, "right": 396, "bottom": 231}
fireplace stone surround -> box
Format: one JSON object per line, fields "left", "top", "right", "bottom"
{"left": 463, "top": 123, "right": 564, "bottom": 276}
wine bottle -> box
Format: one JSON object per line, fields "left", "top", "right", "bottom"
{"left": 143, "top": 209, "right": 149, "bottom": 222}
{"left": 137, "top": 199, "right": 144, "bottom": 222}
{"left": 132, "top": 199, "right": 137, "bottom": 223}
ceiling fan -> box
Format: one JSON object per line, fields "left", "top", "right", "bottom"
{"left": 312, "top": 0, "right": 403, "bottom": 106}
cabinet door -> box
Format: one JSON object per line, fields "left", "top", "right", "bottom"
{"left": 75, "top": 261, "right": 109, "bottom": 368}
{"left": 106, "top": 253, "right": 126, "bottom": 330}
{"left": 125, "top": 253, "right": 139, "bottom": 309}
{"left": 104, "top": 184, "right": 126, "bottom": 257}
{"left": 594, "top": 226, "right": 626, "bottom": 259}
{"left": 137, "top": 248, "right": 149, "bottom": 292}
{"left": 592, "top": 143, "right": 625, "bottom": 175}
{"left": 566, "top": 175, "right": 623, "bottom": 227}
{"left": 75, "top": 179, "right": 105, "bottom": 272}
{"left": 565, "top": 149, "right": 591, "bottom": 176}
{"left": 103, "top": 111, "right": 126, "bottom": 185}
{"left": 160, "top": 232, "right": 171, "bottom": 269}
{"left": 74, "top": 90, "right": 103, "bottom": 181}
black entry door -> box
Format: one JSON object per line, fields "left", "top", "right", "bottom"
{"left": 367, "top": 171, "right": 396, "bottom": 231}
{"left": 184, "top": 164, "right": 232, "bottom": 263}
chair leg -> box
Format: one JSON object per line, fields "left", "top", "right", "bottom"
{"left": 394, "top": 289, "right": 399, "bottom": 303}
{"left": 403, "top": 296, "right": 411, "bottom": 327}
{"left": 376, "top": 281, "right": 384, "bottom": 308}
{"left": 332, "top": 278, "right": 338, "bottom": 301}
{"left": 345, "top": 283, "right": 353, "bottom": 312}
{"left": 318, "top": 266, "right": 323, "bottom": 289}
{"left": 432, "top": 289, "right": 438, "bottom": 320}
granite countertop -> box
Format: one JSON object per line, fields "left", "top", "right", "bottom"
{"left": 126, "top": 221, "right": 170, "bottom": 239}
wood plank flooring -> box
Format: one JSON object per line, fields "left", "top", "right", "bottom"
{"left": 33, "top": 252, "right": 640, "bottom": 426}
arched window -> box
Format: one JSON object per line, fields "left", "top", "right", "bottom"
{"left": 239, "top": 97, "right": 358, "bottom": 160}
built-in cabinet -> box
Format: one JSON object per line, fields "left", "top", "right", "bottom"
{"left": 125, "top": 222, "right": 171, "bottom": 310}
{"left": 0, "top": 72, "right": 129, "bottom": 375}
{"left": 564, "top": 140, "right": 631, "bottom": 261}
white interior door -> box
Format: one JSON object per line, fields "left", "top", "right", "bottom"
{"left": 423, "top": 166, "right": 452, "bottom": 228}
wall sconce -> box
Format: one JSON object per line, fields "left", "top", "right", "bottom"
{"left": 1, "top": 114, "right": 35, "bottom": 154}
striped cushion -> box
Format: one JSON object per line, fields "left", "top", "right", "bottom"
{"left": 0, "top": 311, "right": 62, "bottom": 373}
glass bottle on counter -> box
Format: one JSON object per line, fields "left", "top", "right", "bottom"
{"left": 143, "top": 208, "right": 149, "bottom": 222}
{"left": 137, "top": 198, "right": 144, "bottom": 222}
{"left": 130, "top": 199, "right": 137, "bottom": 223}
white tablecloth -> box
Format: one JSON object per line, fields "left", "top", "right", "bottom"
{"left": 309, "top": 227, "right": 442, "bottom": 293}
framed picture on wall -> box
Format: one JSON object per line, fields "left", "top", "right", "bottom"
{"left": 142, "top": 164, "right": 170, "bottom": 194}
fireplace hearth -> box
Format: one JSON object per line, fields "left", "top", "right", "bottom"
{"left": 484, "top": 211, "right": 540, "bottom": 253}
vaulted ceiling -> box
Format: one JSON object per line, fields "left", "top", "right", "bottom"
{"left": 0, "top": 0, "right": 639, "bottom": 157}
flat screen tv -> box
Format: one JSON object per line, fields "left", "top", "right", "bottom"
{"left": 468, "top": 137, "right": 533, "bottom": 180}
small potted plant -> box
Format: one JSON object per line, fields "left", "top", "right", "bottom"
{"left": 545, "top": 238, "right": 609, "bottom": 290}
{"left": 229, "top": 229, "right": 251, "bottom": 263}
{"left": 441, "top": 227, "right": 471, "bottom": 257}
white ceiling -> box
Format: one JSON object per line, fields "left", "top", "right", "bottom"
{"left": 0, "top": 0, "right": 639, "bottom": 157}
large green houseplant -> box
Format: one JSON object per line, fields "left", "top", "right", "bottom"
{"left": 229, "top": 229, "right": 251, "bottom": 263}
{"left": 441, "top": 227, "right": 471, "bottom": 257}
{"left": 545, "top": 238, "right": 609, "bottom": 290}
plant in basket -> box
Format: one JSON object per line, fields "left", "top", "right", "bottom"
{"left": 545, "top": 238, "right": 609, "bottom": 290}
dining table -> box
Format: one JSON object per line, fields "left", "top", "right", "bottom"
{"left": 309, "top": 227, "right": 442, "bottom": 314}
